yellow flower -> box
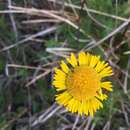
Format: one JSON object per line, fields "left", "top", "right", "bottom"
{"left": 53, "top": 52, "right": 113, "bottom": 117}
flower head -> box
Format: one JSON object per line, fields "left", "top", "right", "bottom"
{"left": 53, "top": 52, "right": 113, "bottom": 117}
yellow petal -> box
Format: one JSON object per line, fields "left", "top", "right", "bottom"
{"left": 53, "top": 67, "right": 67, "bottom": 90}
{"left": 67, "top": 98, "right": 77, "bottom": 112}
{"left": 53, "top": 68, "right": 66, "bottom": 82}
{"left": 78, "top": 102, "right": 84, "bottom": 115}
{"left": 66, "top": 53, "right": 77, "bottom": 67}
{"left": 89, "top": 55, "right": 100, "bottom": 68}
{"left": 99, "top": 66, "right": 113, "bottom": 77}
{"left": 95, "top": 61, "right": 108, "bottom": 73}
{"left": 78, "top": 52, "right": 87, "bottom": 65}
{"left": 60, "top": 60, "right": 69, "bottom": 73}
{"left": 101, "top": 81, "right": 113, "bottom": 91}
{"left": 52, "top": 80, "right": 66, "bottom": 91}
{"left": 56, "top": 92, "right": 72, "bottom": 106}
{"left": 53, "top": 73, "right": 66, "bottom": 81}
{"left": 95, "top": 92, "right": 108, "bottom": 101}
{"left": 88, "top": 100, "right": 94, "bottom": 117}
{"left": 84, "top": 101, "right": 89, "bottom": 116}
{"left": 54, "top": 67, "right": 66, "bottom": 77}
{"left": 94, "top": 97, "right": 103, "bottom": 109}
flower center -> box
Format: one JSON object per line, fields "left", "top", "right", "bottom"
{"left": 66, "top": 65, "right": 101, "bottom": 102}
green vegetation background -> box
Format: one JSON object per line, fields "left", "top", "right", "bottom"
{"left": 0, "top": 0, "right": 130, "bottom": 130}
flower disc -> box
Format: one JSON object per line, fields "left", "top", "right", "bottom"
{"left": 66, "top": 65, "right": 100, "bottom": 101}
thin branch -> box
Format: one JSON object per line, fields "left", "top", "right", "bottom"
{"left": 7, "top": 0, "right": 18, "bottom": 41}
{"left": 85, "top": 17, "right": 130, "bottom": 50}
{"left": 7, "top": 64, "right": 47, "bottom": 71}
{"left": 123, "top": 58, "right": 130, "bottom": 94}
{"left": 32, "top": 104, "right": 62, "bottom": 126}
{"left": 8, "top": 5, "right": 86, "bottom": 35}
{"left": 121, "top": 100, "right": 129, "bottom": 126}
{"left": 26, "top": 69, "right": 51, "bottom": 87}
{"left": 1, "top": 109, "right": 27, "bottom": 130}
{"left": 84, "top": 4, "right": 110, "bottom": 29}
{"left": 72, "top": 115, "right": 80, "bottom": 130}
{"left": 0, "top": 26, "right": 57, "bottom": 52}
{"left": 48, "top": 0, "right": 127, "bottom": 22}
{"left": 84, "top": 116, "right": 92, "bottom": 130}
{"left": 22, "top": 19, "right": 61, "bottom": 24}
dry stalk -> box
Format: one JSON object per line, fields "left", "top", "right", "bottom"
{"left": 32, "top": 104, "right": 62, "bottom": 126}
{"left": 26, "top": 69, "right": 51, "bottom": 87}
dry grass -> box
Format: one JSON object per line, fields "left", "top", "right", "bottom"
{"left": 0, "top": 0, "right": 130, "bottom": 130}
